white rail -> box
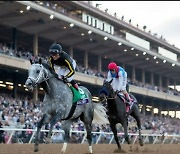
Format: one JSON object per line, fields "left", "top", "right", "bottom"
{"left": 0, "top": 128, "right": 179, "bottom": 144}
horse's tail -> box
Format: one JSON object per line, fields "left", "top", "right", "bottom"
{"left": 92, "top": 103, "right": 109, "bottom": 125}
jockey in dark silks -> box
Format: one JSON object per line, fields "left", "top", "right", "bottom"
{"left": 48, "top": 43, "right": 79, "bottom": 91}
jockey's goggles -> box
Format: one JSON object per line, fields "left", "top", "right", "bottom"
{"left": 110, "top": 69, "right": 116, "bottom": 73}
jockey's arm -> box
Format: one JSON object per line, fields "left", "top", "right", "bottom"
{"left": 64, "top": 59, "right": 75, "bottom": 79}
{"left": 106, "top": 71, "right": 112, "bottom": 82}
{"left": 49, "top": 56, "right": 55, "bottom": 71}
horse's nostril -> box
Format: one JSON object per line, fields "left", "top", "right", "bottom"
{"left": 28, "top": 82, "right": 32, "bottom": 86}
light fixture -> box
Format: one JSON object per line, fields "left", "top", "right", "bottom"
{"left": 81, "top": 33, "right": 84, "bottom": 36}
{"left": 26, "top": 6, "right": 30, "bottom": 10}
{"left": 20, "top": 10, "right": 23, "bottom": 13}
{"left": 154, "top": 56, "right": 157, "bottom": 59}
{"left": 143, "top": 52, "right": 146, "bottom": 55}
{"left": 163, "top": 60, "right": 166, "bottom": 63}
{"left": 40, "top": 88, "right": 44, "bottom": 90}
{"left": 135, "top": 53, "right": 138, "bottom": 56}
{"left": 172, "top": 63, "right": 175, "bottom": 66}
{"left": 0, "top": 81, "right": 3, "bottom": 83}
{"left": 90, "top": 38, "right": 93, "bottom": 41}
{"left": 131, "top": 48, "right": 134, "bottom": 50}
{"left": 104, "top": 36, "right": 108, "bottom": 40}
{"left": 124, "top": 49, "right": 127, "bottom": 52}
{"left": 39, "top": 2, "right": 43, "bottom": 5}
{"left": 70, "top": 23, "right": 74, "bottom": 27}
{"left": 156, "top": 61, "right": 159, "bottom": 64}
{"left": 63, "top": 26, "right": 67, "bottom": 29}
{"left": 54, "top": 4, "right": 57, "bottom": 7}
{"left": 5, "top": 82, "right": 13, "bottom": 85}
{"left": 118, "top": 42, "right": 122, "bottom": 46}
{"left": 88, "top": 30, "right": 92, "bottom": 34}
{"left": 0, "top": 84, "right": 6, "bottom": 87}
{"left": 18, "top": 84, "right": 21, "bottom": 87}
{"left": 145, "top": 57, "right": 149, "bottom": 60}
{"left": 50, "top": 14, "right": 54, "bottom": 19}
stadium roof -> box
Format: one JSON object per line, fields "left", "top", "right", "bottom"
{"left": 0, "top": 1, "right": 179, "bottom": 83}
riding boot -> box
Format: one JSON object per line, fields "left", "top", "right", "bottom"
{"left": 124, "top": 93, "right": 132, "bottom": 105}
{"left": 70, "top": 80, "right": 79, "bottom": 91}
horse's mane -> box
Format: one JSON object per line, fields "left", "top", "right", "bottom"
{"left": 41, "top": 60, "right": 58, "bottom": 78}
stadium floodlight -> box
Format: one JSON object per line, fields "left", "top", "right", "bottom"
{"left": 26, "top": 6, "right": 30, "bottom": 10}
{"left": 154, "top": 56, "right": 157, "bottom": 59}
{"left": 88, "top": 30, "right": 92, "bottom": 34}
{"left": 104, "top": 36, "right": 108, "bottom": 40}
{"left": 143, "top": 52, "right": 146, "bottom": 55}
{"left": 50, "top": 14, "right": 54, "bottom": 19}
{"left": 70, "top": 23, "right": 74, "bottom": 27}
{"left": 163, "top": 60, "right": 166, "bottom": 63}
{"left": 118, "top": 42, "right": 122, "bottom": 46}
{"left": 172, "top": 63, "right": 175, "bottom": 66}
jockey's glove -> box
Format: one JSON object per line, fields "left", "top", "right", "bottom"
{"left": 61, "top": 76, "right": 68, "bottom": 83}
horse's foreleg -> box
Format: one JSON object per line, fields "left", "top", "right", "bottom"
{"left": 34, "top": 115, "right": 47, "bottom": 152}
{"left": 136, "top": 117, "right": 144, "bottom": 146}
{"left": 61, "top": 120, "right": 72, "bottom": 154}
{"left": 110, "top": 123, "right": 121, "bottom": 150}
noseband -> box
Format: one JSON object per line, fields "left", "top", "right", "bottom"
{"left": 28, "top": 64, "right": 50, "bottom": 87}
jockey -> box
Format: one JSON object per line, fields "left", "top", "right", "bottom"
{"left": 106, "top": 62, "right": 132, "bottom": 113}
{"left": 48, "top": 43, "right": 79, "bottom": 91}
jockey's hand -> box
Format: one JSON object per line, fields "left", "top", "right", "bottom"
{"left": 61, "top": 76, "right": 68, "bottom": 83}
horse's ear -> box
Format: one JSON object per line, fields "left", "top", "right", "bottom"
{"left": 30, "top": 58, "right": 33, "bottom": 65}
{"left": 109, "top": 79, "right": 113, "bottom": 84}
{"left": 39, "top": 58, "right": 42, "bottom": 64}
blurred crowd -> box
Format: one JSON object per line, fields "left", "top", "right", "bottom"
{"left": 0, "top": 42, "right": 179, "bottom": 97}
{"left": 0, "top": 92, "right": 179, "bottom": 144}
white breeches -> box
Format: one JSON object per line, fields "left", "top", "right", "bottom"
{"left": 57, "top": 59, "right": 76, "bottom": 82}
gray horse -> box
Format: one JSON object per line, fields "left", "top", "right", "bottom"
{"left": 25, "top": 58, "right": 109, "bottom": 153}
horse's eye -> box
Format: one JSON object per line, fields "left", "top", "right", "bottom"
{"left": 36, "top": 70, "right": 40, "bottom": 73}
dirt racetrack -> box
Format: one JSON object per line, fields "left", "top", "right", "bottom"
{"left": 0, "top": 144, "right": 179, "bottom": 154}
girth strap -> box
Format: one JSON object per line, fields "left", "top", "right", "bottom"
{"left": 61, "top": 102, "right": 77, "bottom": 120}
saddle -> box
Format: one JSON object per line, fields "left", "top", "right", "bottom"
{"left": 117, "top": 93, "right": 135, "bottom": 113}
{"left": 61, "top": 84, "right": 89, "bottom": 120}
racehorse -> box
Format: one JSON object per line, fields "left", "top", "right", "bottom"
{"left": 99, "top": 80, "right": 143, "bottom": 151}
{"left": 25, "top": 58, "right": 109, "bottom": 153}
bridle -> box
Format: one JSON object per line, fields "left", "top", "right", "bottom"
{"left": 27, "top": 64, "right": 51, "bottom": 87}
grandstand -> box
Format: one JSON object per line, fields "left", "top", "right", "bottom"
{"left": 0, "top": 1, "right": 179, "bottom": 145}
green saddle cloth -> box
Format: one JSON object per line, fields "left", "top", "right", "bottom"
{"left": 70, "top": 86, "right": 88, "bottom": 103}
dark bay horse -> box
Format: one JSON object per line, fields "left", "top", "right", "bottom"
{"left": 99, "top": 80, "right": 143, "bottom": 151}
{"left": 25, "top": 58, "right": 109, "bottom": 153}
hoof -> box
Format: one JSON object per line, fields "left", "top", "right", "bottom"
{"left": 34, "top": 145, "right": 39, "bottom": 152}
{"left": 139, "top": 139, "right": 144, "bottom": 146}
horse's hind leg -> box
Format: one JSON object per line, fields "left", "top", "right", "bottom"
{"left": 80, "top": 113, "right": 93, "bottom": 153}
{"left": 61, "top": 120, "right": 73, "bottom": 154}
{"left": 34, "top": 114, "right": 48, "bottom": 152}
{"left": 131, "top": 106, "right": 144, "bottom": 146}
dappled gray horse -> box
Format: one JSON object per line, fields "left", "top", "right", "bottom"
{"left": 25, "top": 58, "right": 109, "bottom": 153}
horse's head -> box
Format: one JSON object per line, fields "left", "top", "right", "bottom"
{"left": 99, "top": 79, "right": 114, "bottom": 102}
{"left": 25, "top": 57, "right": 50, "bottom": 91}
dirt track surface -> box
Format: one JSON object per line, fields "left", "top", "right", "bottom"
{"left": 0, "top": 144, "right": 180, "bottom": 154}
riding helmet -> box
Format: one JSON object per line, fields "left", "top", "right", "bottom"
{"left": 49, "top": 43, "right": 63, "bottom": 54}
{"left": 108, "top": 62, "right": 118, "bottom": 71}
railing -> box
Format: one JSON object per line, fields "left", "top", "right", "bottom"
{"left": 0, "top": 128, "right": 179, "bottom": 144}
